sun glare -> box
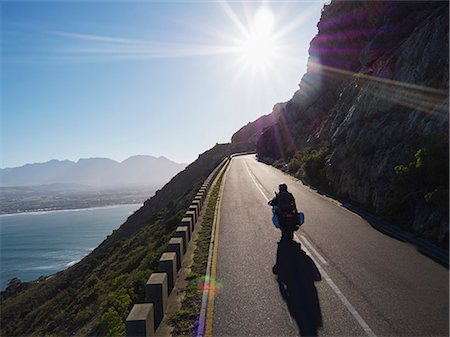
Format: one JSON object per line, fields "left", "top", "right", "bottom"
{"left": 240, "top": 6, "right": 277, "bottom": 68}
{"left": 254, "top": 7, "right": 275, "bottom": 36}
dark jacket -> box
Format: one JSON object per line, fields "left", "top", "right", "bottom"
{"left": 269, "top": 191, "right": 297, "bottom": 216}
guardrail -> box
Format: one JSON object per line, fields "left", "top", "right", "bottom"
{"left": 125, "top": 157, "right": 229, "bottom": 337}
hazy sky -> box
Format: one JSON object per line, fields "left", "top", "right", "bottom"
{"left": 1, "top": 1, "right": 325, "bottom": 168}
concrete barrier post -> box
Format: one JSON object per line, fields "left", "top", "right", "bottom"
{"left": 199, "top": 191, "right": 206, "bottom": 201}
{"left": 158, "top": 252, "right": 177, "bottom": 293}
{"left": 167, "top": 238, "right": 184, "bottom": 270}
{"left": 126, "top": 303, "right": 154, "bottom": 337}
{"left": 196, "top": 191, "right": 205, "bottom": 203}
{"left": 145, "top": 273, "right": 168, "bottom": 330}
{"left": 189, "top": 204, "right": 199, "bottom": 219}
{"left": 181, "top": 217, "right": 194, "bottom": 234}
{"left": 192, "top": 199, "right": 201, "bottom": 212}
{"left": 185, "top": 211, "right": 196, "bottom": 229}
{"left": 174, "top": 226, "right": 189, "bottom": 251}
{"left": 193, "top": 207, "right": 198, "bottom": 223}
{"left": 194, "top": 195, "right": 202, "bottom": 208}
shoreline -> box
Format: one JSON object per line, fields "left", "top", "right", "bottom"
{"left": 1, "top": 203, "right": 143, "bottom": 290}
{"left": 0, "top": 203, "right": 142, "bottom": 217}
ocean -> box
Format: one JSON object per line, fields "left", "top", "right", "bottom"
{"left": 0, "top": 204, "right": 141, "bottom": 290}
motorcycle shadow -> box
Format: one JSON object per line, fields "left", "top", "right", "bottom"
{"left": 273, "top": 240, "right": 323, "bottom": 337}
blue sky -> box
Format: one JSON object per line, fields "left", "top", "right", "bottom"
{"left": 1, "top": 1, "right": 325, "bottom": 168}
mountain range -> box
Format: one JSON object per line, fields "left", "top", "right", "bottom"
{"left": 0, "top": 155, "right": 187, "bottom": 188}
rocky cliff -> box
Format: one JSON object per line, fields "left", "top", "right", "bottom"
{"left": 234, "top": 1, "right": 449, "bottom": 248}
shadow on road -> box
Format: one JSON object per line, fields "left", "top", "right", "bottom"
{"left": 273, "top": 240, "right": 323, "bottom": 337}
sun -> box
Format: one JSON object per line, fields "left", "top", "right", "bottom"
{"left": 254, "top": 6, "right": 275, "bottom": 37}
{"left": 239, "top": 6, "right": 277, "bottom": 69}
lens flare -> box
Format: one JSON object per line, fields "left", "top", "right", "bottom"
{"left": 197, "top": 275, "right": 223, "bottom": 294}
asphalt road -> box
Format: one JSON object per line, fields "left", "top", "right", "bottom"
{"left": 211, "top": 155, "right": 448, "bottom": 337}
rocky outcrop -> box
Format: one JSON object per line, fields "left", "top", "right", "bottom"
{"left": 237, "top": 1, "right": 449, "bottom": 247}
{"left": 231, "top": 102, "right": 286, "bottom": 145}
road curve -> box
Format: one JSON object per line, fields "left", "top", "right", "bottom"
{"left": 211, "top": 155, "right": 448, "bottom": 336}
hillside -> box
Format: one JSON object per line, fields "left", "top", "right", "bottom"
{"left": 233, "top": 1, "right": 449, "bottom": 249}
{"left": 0, "top": 155, "right": 186, "bottom": 188}
{"left": 0, "top": 142, "right": 251, "bottom": 336}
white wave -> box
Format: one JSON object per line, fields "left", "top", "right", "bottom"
{"left": 24, "top": 264, "right": 60, "bottom": 271}
{"left": 65, "top": 260, "right": 79, "bottom": 268}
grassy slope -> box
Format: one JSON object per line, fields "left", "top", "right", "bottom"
{"left": 0, "top": 143, "right": 250, "bottom": 336}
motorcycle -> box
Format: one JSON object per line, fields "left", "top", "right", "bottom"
{"left": 272, "top": 205, "right": 305, "bottom": 230}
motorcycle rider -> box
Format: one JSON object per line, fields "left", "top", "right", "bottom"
{"left": 269, "top": 183, "right": 298, "bottom": 242}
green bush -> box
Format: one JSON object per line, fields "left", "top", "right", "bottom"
{"left": 287, "top": 154, "right": 302, "bottom": 174}
{"left": 392, "top": 147, "right": 449, "bottom": 213}
{"left": 385, "top": 146, "right": 449, "bottom": 231}
{"left": 303, "top": 147, "right": 330, "bottom": 181}
{"left": 285, "top": 146, "right": 331, "bottom": 189}
{"left": 97, "top": 287, "right": 132, "bottom": 336}
{"left": 424, "top": 188, "right": 449, "bottom": 212}
{"left": 73, "top": 306, "right": 94, "bottom": 327}
{"left": 98, "top": 308, "right": 124, "bottom": 337}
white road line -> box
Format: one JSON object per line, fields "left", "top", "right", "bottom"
{"left": 307, "top": 249, "right": 377, "bottom": 337}
{"left": 294, "top": 238, "right": 376, "bottom": 337}
{"left": 245, "top": 160, "right": 377, "bottom": 337}
{"left": 298, "top": 235, "right": 328, "bottom": 265}
{"left": 245, "top": 163, "right": 270, "bottom": 202}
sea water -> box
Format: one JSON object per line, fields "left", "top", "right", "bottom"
{"left": 0, "top": 204, "right": 141, "bottom": 290}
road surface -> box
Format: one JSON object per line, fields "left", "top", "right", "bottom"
{"left": 210, "top": 155, "right": 448, "bottom": 336}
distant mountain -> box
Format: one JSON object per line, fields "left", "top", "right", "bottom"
{"left": 0, "top": 156, "right": 187, "bottom": 188}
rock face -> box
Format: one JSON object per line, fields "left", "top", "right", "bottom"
{"left": 233, "top": 1, "right": 449, "bottom": 248}
{"left": 231, "top": 102, "right": 286, "bottom": 145}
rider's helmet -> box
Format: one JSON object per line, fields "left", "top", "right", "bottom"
{"left": 279, "top": 183, "right": 288, "bottom": 192}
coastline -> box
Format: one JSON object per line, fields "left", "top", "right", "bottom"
{"left": 0, "top": 203, "right": 143, "bottom": 217}
{"left": 1, "top": 203, "right": 142, "bottom": 290}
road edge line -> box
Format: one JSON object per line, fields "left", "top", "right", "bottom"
{"left": 300, "top": 235, "right": 329, "bottom": 265}
{"left": 197, "top": 161, "right": 229, "bottom": 337}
